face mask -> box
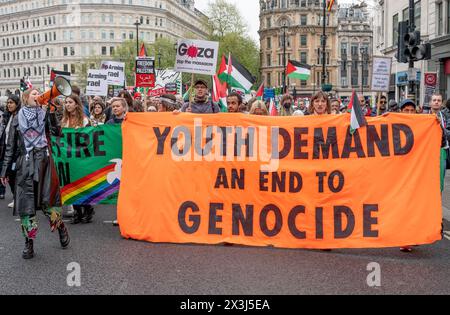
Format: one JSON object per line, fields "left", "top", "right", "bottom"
{"left": 283, "top": 103, "right": 292, "bottom": 110}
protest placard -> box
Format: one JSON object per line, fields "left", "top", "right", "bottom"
{"left": 86, "top": 69, "right": 108, "bottom": 96}
{"left": 100, "top": 61, "right": 125, "bottom": 86}
{"left": 174, "top": 39, "right": 219, "bottom": 76}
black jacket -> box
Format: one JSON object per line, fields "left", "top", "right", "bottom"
{"left": 1, "top": 111, "right": 62, "bottom": 216}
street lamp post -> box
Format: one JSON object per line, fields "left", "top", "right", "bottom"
{"left": 157, "top": 52, "right": 162, "bottom": 70}
{"left": 360, "top": 47, "right": 365, "bottom": 96}
{"left": 134, "top": 19, "right": 141, "bottom": 57}
{"left": 281, "top": 24, "right": 288, "bottom": 95}
{"left": 322, "top": 0, "right": 327, "bottom": 86}
{"left": 42, "top": 66, "right": 46, "bottom": 91}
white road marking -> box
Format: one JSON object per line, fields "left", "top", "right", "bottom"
{"left": 444, "top": 232, "right": 450, "bottom": 241}
{"left": 443, "top": 206, "right": 450, "bottom": 221}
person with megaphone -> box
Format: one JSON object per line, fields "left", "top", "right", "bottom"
{"left": 0, "top": 79, "right": 71, "bottom": 260}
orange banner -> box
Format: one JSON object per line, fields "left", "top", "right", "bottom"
{"left": 118, "top": 113, "right": 443, "bottom": 249}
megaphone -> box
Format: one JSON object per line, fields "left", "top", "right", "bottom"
{"left": 36, "top": 76, "right": 72, "bottom": 105}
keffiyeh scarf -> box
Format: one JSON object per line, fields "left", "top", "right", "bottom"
{"left": 18, "top": 106, "right": 48, "bottom": 155}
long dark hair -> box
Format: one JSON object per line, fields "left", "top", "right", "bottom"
{"left": 118, "top": 90, "right": 134, "bottom": 112}
{"left": 3, "top": 94, "right": 22, "bottom": 124}
{"left": 62, "top": 94, "right": 86, "bottom": 128}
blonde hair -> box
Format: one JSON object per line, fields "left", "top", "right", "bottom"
{"left": 21, "top": 88, "right": 40, "bottom": 105}
{"left": 249, "top": 100, "right": 269, "bottom": 115}
{"left": 110, "top": 97, "right": 128, "bottom": 112}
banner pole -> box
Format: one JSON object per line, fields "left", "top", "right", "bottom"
{"left": 377, "top": 92, "right": 382, "bottom": 116}
{"left": 189, "top": 73, "right": 195, "bottom": 110}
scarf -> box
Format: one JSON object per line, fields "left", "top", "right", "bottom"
{"left": 18, "top": 106, "right": 48, "bottom": 155}
{"left": 194, "top": 94, "right": 208, "bottom": 104}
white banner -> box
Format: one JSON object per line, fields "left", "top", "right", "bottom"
{"left": 154, "top": 70, "right": 182, "bottom": 94}
{"left": 174, "top": 39, "right": 219, "bottom": 76}
{"left": 100, "top": 61, "right": 125, "bottom": 86}
{"left": 371, "top": 56, "right": 392, "bottom": 92}
{"left": 86, "top": 70, "right": 108, "bottom": 96}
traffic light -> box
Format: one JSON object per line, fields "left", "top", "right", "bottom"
{"left": 397, "top": 22, "right": 432, "bottom": 63}
{"left": 396, "top": 21, "right": 409, "bottom": 63}
{"left": 19, "top": 78, "right": 27, "bottom": 92}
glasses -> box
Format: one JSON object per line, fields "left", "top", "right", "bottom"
{"left": 380, "top": 101, "right": 387, "bottom": 104}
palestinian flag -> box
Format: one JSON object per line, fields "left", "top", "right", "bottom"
{"left": 349, "top": 90, "right": 367, "bottom": 134}
{"left": 26, "top": 77, "right": 33, "bottom": 89}
{"left": 212, "top": 75, "right": 228, "bottom": 112}
{"left": 269, "top": 99, "right": 278, "bottom": 116}
{"left": 256, "top": 83, "right": 264, "bottom": 100}
{"left": 218, "top": 54, "right": 256, "bottom": 93}
{"left": 287, "top": 60, "right": 311, "bottom": 81}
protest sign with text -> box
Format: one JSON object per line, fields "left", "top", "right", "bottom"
{"left": 371, "top": 56, "right": 392, "bottom": 92}
{"left": 101, "top": 61, "right": 125, "bottom": 86}
{"left": 86, "top": 69, "right": 108, "bottom": 96}
{"left": 118, "top": 113, "right": 443, "bottom": 250}
{"left": 174, "top": 39, "right": 219, "bottom": 75}
{"left": 135, "top": 58, "right": 156, "bottom": 88}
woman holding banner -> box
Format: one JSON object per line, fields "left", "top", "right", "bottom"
{"left": 0, "top": 88, "right": 70, "bottom": 259}
{"left": 309, "top": 91, "right": 331, "bottom": 116}
{"left": 61, "top": 95, "right": 95, "bottom": 225}
{"left": 89, "top": 99, "right": 107, "bottom": 127}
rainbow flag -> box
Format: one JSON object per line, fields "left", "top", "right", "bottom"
{"left": 51, "top": 124, "right": 123, "bottom": 206}
{"left": 61, "top": 164, "right": 120, "bottom": 205}
{"left": 327, "top": 0, "right": 335, "bottom": 11}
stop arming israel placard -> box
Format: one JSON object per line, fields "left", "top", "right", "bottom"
{"left": 101, "top": 61, "right": 125, "bottom": 86}
{"left": 174, "top": 39, "right": 219, "bottom": 75}
{"left": 86, "top": 70, "right": 108, "bottom": 96}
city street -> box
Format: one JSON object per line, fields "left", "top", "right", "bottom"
{"left": 0, "top": 177, "right": 449, "bottom": 295}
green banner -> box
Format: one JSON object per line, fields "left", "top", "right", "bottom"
{"left": 51, "top": 124, "right": 123, "bottom": 205}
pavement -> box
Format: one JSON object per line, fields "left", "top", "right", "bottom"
{"left": 0, "top": 178, "right": 449, "bottom": 295}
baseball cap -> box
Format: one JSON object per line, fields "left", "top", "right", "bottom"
{"left": 194, "top": 79, "right": 208, "bottom": 88}
{"left": 400, "top": 99, "right": 416, "bottom": 110}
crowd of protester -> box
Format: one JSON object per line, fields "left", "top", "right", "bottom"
{"left": 0, "top": 78, "right": 448, "bottom": 258}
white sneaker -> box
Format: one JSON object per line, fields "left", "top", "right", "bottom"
{"left": 8, "top": 201, "right": 14, "bottom": 208}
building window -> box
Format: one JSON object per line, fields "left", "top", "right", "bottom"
{"left": 393, "top": 14, "right": 399, "bottom": 46}
{"left": 447, "top": 0, "right": 450, "bottom": 34}
{"left": 267, "top": 37, "right": 271, "bottom": 49}
{"left": 300, "top": 35, "right": 307, "bottom": 47}
{"left": 300, "top": 51, "right": 307, "bottom": 64}
{"left": 300, "top": 15, "right": 307, "bottom": 26}
{"left": 438, "top": 2, "right": 443, "bottom": 35}
{"left": 415, "top": 1, "right": 421, "bottom": 30}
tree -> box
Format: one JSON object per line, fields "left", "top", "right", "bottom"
{"left": 204, "top": 0, "right": 248, "bottom": 40}
{"left": 218, "top": 33, "right": 261, "bottom": 84}
{"left": 202, "top": 0, "right": 261, "bottom": 89}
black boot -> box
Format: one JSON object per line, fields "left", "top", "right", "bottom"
{"left": 71, "top": 206, "right": 83, "bottom": 225}
{"left": 82, "top": 206, "right": 94, "bottom": 224}
{"left": 58, "top": 222, "right": 70, "bottom": 249}
{"left": 22, "top": 238, "right": 35, "bottom": 259}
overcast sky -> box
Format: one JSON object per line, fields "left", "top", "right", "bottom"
{"left": 195, "top": 0, "right": 358, "bottom": 42}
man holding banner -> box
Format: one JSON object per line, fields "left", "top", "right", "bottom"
{"left": 178, "top": 79, "right": 220, "bottom": 114}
